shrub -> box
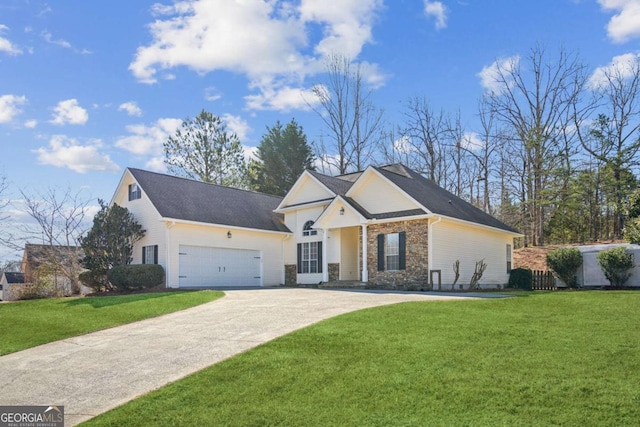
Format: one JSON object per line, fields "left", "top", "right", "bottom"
{"left": 546, "top": 248, "right": 582, "bottom": 288}
{"left": 79, "top": 269, "right": 112, "bottom": 292}
{"left": 107, "top": 264, "right": 165, "bottom": 291}
{"left": 508, "top": 268, "right": 533, "bottom": 290}
{"left": 596, "top": 246, "right": 634, "bottom": 288}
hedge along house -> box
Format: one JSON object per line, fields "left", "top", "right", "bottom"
{"left": 111, "top": 164, "right": 520, "bottom": 289}
{"left": 276, "top": 164, "right": 521, "bottom": 289}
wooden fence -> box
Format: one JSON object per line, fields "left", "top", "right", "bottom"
{"left": 532, "top": 270, "right": 556, "bottom": 290}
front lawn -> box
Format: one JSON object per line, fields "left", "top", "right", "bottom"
{"left": 0, "top": 291, "right": 223, "bottom": 355}
{"left": 85, "top": 292, "right": 640, "bottom": 426}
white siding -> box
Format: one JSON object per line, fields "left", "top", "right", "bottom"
{"left": 348, "top": 172, "right": 419, "bottom": 214}
{"left": 166, "top": 222, "right": 285, "bottom": 287}
{"left": 112, "top": 172, "right": 167, "bottom": 282}
{"left": 282, "top": 174, "right": 334, "bottom": 207}
{"left": 431, "top": 219, "right": 512, "bottom": 288}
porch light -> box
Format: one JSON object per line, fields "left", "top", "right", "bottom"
{"left": 227, "top": 231, "right": 232, "bottom": 239}
{"left": 339, "top": 207, "right": 345, "bottom": 215}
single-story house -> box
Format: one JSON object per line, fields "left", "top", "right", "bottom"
{"left": 111, "top": 164, "right": 521, "bottom": 290}
{"left": 0, "top": 271, "right": 25, "bottom": 301}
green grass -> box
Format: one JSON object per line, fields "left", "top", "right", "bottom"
{"left": 0, "top": 291, "right": 223, "bottom": 355}
{"left": 83, "top": 291, "right": 640, "bottom": 426}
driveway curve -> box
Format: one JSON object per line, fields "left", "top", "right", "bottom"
{"left": 0, "top": 288, "right": 486, "bottom": 425}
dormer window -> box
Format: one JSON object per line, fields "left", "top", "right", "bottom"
{"left": 302, "top": 220, "right": 317, "bottom": 236}
{"left": 128, "top": 183, "right": 141, "bottom": 201}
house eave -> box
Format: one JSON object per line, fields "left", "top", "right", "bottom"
{"left": 274, "top": 198, "right": 335, "bottom": 213}
{"left": 161, "top": 217, "right": 292, "bottom": 235}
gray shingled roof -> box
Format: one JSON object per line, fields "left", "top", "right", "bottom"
{"left": 2, "top": 272, "right": 25, "bottom": 284}
{"left": 128, "top": 168, "right": 290, "bottom": 233}
{"left": 374, "top": 164, "right": 518, "bottom": 233}
{"left": 307, "top": 170, "right": 355, "bottom": 196}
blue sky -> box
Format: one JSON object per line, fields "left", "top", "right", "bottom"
{"left": 0, "top": 0, "right": 639, "bottom": 258}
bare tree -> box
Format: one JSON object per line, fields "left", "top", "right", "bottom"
{"left": 576, "top": 56, "right": 640, "bottom": 238}
{"left": 310, "top": 53, "right": 384, "bottom": 174}
{"left": 399, "top": 97, "right": 450, "bottom": 184}
{"left": 486, "top": 46, "right": 589, "bottom": 246}
{"left": 20, "top": 187, "right": 90, "bottom": 294}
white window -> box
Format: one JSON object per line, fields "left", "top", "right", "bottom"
{"left": 129, "top": 183, "right": 141, "bottom": 201}
{"left": 302, "top": 242, "right": 319, "bottom": 273}
{"left": 386, "top": 233, "right": 400, "bottom": 271}
{"left": 143, "top": 245, "right": 157, "bottom": 264}
{"left": 302, "top": 220, "right": 317, "bottom": 236}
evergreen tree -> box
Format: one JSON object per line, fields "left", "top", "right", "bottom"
{"left": 251, "top": 119, "right": 315, "bottom": 196}
{"left": 164, "top": 110, "right": 247, "bottom": 188}
{"left": 79, "top": 201, "right": 145, "bottom": 288}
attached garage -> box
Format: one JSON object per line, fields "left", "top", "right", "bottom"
{"left": 178, "top": 245, "right": 262, "bottom": 287}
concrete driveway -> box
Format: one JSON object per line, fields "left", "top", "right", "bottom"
{"left": 0, "top": 288, "right": 485, "bottom": 425}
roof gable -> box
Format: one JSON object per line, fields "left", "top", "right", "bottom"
{"left": 126, "top": 168, "right": 290, "bottom": 233}
{"left": 345, "top": 166, "right": 423, "bottom": 214}
{"left": 277, "top": 170, "right": 342, "bottom": 210}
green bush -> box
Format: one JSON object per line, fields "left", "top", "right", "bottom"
{"left": 79, "top": 270, "right": 109, "bottom": 292}
{"left": 596, "top": 246, "right": 634, "bottom": 288}
{"left": 546, "top": 248, "right": 582, "bottom": 288}
{"left": 107, "top": 264, "right": 165, "bottom": 291}
{"left": 508, "top": 268, "right": 533, "bottom": 290}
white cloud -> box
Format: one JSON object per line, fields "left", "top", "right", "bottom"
{"left": 221, "top": 113, "right": 251, "bottom": 142}
{"left": 42, "top": 30, "right": 92, "bottom": 54}
{"left": 298, "top": 0, "right": 383, "bottom": 58}
{"left": 244, "top": 85, "right": 319, "bottom": 111}
{"left": 50, "top": 99, "right": 89, "bottom": 125}
{"left": 598, "top": 0, "right": 640, "bottom": 43}
{"left": 129, "top": 0, "right": 384, "bottom": 112}
{"left": 0, "top": 24, "right": 22, "bottom": 55}
{"left": 204, "top": 86, "right": 222, "bottom": 102}
{"left": 243, "top": 145, "right": 259, "bottom": 162}
{"left": 35, "top": 135, "right": 119, "bottom": 173}
{"left": 462, "top": 132, "right": 484, "bottom": 151}
{"left": 0, "top": 94, "right": 27, "bottom": 123}
{"left": 23, "top": 119, "right": 37, "bottom": 128}
{"left": 115, "top": 118, "right": 183, "bottom": 156}
{"left": 588, "top": 52, "right": 640, "bottom": 89}
{"left": 144, "top": 156, "right": 167, "bottom": 172}
{"left": 477, "top": 55, "right": 520, "bottom": 93}
{"left": 423, "top": 1, "right": 448, "bottom": 30}
{"left": 118, "top": 101, "right": 143, "bottom": 117}
{"left": 393, "top": 135, "right": 413, "bottom": 154}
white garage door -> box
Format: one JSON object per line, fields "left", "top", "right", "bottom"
{"left": 178, "top": 245, "right": 262, "bottom": 287}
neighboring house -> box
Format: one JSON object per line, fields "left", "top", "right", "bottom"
{"left": 112, "top": 164, "right": 520, "bottom": 290}
{"left": 0, "top": 272, "right": 25, "bottom": 301}
{"left": 21, "top": 243, "right": 84, "bottom": 295}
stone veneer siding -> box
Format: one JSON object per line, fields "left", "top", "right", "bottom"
{"left": 366, "top": 219, "right": 429, "bottom": 290}
{"left": 328, "top": 263, "right": 339, "bottom": 282}
{"left": 285, "top": 264, "right": 297, "bottom": 286}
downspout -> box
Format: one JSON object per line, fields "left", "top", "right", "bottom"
{"left": 428, "top": 215, "right": 442, "bottom": 286}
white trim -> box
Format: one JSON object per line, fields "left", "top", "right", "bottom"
{"left": 161, "top": 217, "right": 292, "bottom": 236}
{"left": 361, "top": 224, "right": 368, "bottom": 282}
{"left": 274, "top": 198, "right": 334, "bottom": 213}
{"left": 431, "top": 214, "right": 522, "bottom": 237}
{"left": 275, "top": 170, "right": 336, "bottom": 211}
